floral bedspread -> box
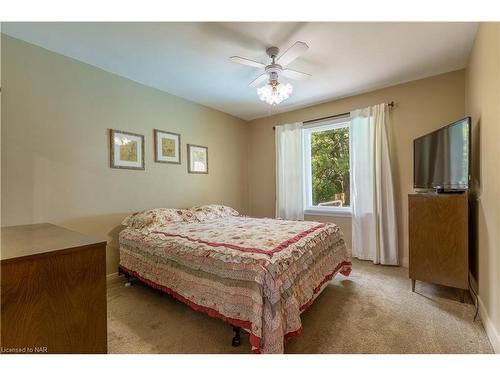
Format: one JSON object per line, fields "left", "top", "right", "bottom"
{"left": 119, "top": 216, "right": 351, "bottom": 354}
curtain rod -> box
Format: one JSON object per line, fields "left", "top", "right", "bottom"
{"left": 272, "top": 101, "right": 394, "bottom": 130}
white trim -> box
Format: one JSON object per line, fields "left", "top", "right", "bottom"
{"left": 468, "top": 272, "right": 499, "bottom": 353}
{"left": 304, "top": 119, "right": 350, "bottom": 132}
{"left": 302, "top": 118, "right": 351, "bottom": 211}
{"left": 303, "top": 114, "right": 350, "bottom": 129}
{"left": 303, "top": 128, "right": 312, "bottom": 208}
{"left": 304, "top": 207, "right": 352, "bottom": 217}
{"left": 478, "top": 295, "right": 500, "bottom": 353}
{"left": 106, "top": 272, "right": 120, "bottom": 282}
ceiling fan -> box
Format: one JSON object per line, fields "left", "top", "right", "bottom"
{"left": 230, "top": 41, "right": 311, "bottom": 105}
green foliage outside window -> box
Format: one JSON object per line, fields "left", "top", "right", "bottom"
{"left": 311, "top": 127, "right": 350, "bottom": 206}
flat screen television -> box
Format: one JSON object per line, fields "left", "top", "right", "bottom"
{"left": 413, "top": 117, "right": 471, "bottom": 191}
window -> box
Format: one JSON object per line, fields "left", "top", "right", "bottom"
{"left": 303, "top": 117, "right": 351, "bottom": 216}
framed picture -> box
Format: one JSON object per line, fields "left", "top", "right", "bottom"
{"left": 109, "top": 129, "right": 145, "bottom": 170}
{"left": 154, "top": 129, "right": 181, "bottom": 164}
{"left": 187, "top": 144, "right": 208, "bottom": 174}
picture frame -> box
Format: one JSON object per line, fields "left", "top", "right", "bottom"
{"left": 187, "top": 144, "right": 208, "bottom": 174}
{"left": 154, "top": 129, "right": 181, "bottom": 164}
{"left": 109, "top": 129, "right": 145, "bottom": 170}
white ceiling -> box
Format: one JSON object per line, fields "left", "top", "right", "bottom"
{"left": 2, "top": 22, "right": 478, "bottom": 120}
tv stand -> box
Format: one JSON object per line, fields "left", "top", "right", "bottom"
{"left": 408, "top": 192, "right": 469, "bottom": 302}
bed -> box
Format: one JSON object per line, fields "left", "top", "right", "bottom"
{"left": 118, "top": 207, "right": 351, "bottom": 354}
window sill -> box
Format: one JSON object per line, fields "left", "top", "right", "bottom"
{"left": 304, "top": 208, "right": 352, "bottom": 218}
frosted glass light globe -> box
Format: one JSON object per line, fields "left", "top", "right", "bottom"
{"left": 257, "top": 82, "right": 293, "bottom": 105}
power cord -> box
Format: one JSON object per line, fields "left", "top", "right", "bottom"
{"left": 468, "top": 273, "right": 479, "bottom": 321}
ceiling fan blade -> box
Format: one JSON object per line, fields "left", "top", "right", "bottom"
{"left": 276, "top": 41, "right": 309, "bottom": 66}
{"left": 249, "top": 73, "right": 269, "bottom": 87}
{"left": 230, "top": 56, "right": 266, "bottom": 68}
{"left": 281, "top": 68, "right": 312, "bottom": 81}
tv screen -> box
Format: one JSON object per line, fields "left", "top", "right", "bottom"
{"left": 413, "top": 117, "right": 471, "bottom": 190}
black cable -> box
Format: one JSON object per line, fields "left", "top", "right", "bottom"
{"left": 468, "top": 273, "right": 479, "bottom": 321}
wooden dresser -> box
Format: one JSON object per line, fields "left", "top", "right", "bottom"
{"left": 408, "top": 193, "right": 469, "bottom": 302}
{"left": 1, "top": 223, "right": 107, "bottom": 353}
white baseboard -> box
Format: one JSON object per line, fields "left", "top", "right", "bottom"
{"left": 478, "top": 295, "right": 500, "bottom": 353}
{"left": 106, "top": 272, "right": 120, "bottom": 282}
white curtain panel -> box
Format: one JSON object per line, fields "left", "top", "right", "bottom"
{"left": 351, "top": 104, "right": 398, "bottom": 265}
{"left": 275, "top": 122, "right": 304, "bottom": 220}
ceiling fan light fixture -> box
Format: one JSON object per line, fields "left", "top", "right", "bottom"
{"left": 257, "top": 80, "right": 293, "bottom": 105}
{"left": 230, "top": 41, "right": 309, "bottom": 105}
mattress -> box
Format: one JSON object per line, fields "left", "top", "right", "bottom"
{"left": 119, "top": 216, "right": 351, "bottom": 353}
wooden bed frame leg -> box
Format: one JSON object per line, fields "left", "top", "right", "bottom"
{"left": 119, "top": 267, "right": 133, "bottom": 287}
{"left": 124, "top": 274, "right": 133, "bottom": 287}
{"left": 231, "top": 325, "right": 241, "bottom": 347}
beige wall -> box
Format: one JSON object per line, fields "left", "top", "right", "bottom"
{"left": 247, "top": 70, "right": 466, "bottom": 265}
{"left": 465, "top": 23, "right": 500, "bottom": 352}
{"left": 1, "top": 33, "right": 488, "bottom": 298}
{"left": 1, "top": 35, "right": 249, "bottom": 274}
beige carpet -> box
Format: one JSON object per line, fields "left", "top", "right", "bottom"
{"left": 107, "top": 259, "right": 493, "bottom": 354}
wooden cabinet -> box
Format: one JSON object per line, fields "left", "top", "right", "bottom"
{"left": 408, "top": 193, "right": 469, "bottom": 301}
{"left": 1, "top": 223, "right": 107, "bottom": 353}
